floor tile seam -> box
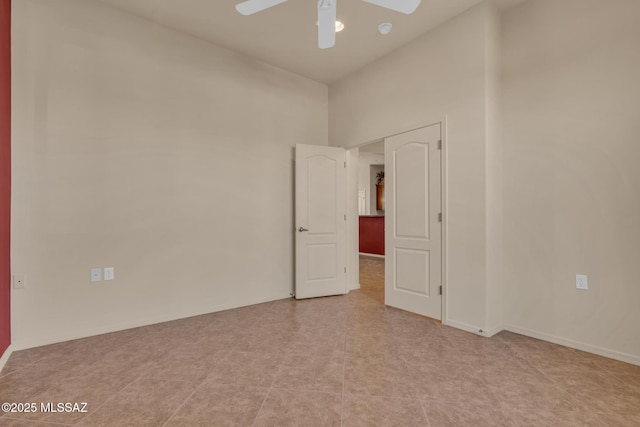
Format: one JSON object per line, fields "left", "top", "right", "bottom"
{"left": 484, "top": 379, "right": 524, "bottom": 418}
{"left": 135, "top": 370, "right": 212, "bottom": 384}
{"left": 342, "top": 390, "right": 420, "bottom": 402}
{"left": 503, "top": 350, "right": 539, "bottom": 371}
{"left": 0, "top": 372, "right": 141, "bottom": 411}
{"left": 492, "top": 395, "right": 606, "bottom": 418}
{"left": 419, "top": 397, "right": 513, "bottom": 421}
{"left": 268, "top": 384, "right": 343, "bottom": 395}
{"left": 417, "top": 399, "right": 432, "bottom": 427}
{"left": 0, "top": 414, "right": 74, "bottom": 426}
{"left": 580, "top": 407, "right": 640, "bottom": 416}
{"left": 343, "top": 392, "right": 421, "bottom": 402}
{"left": 415, "top": 394, "right": 504, "bottom": 406}
{"left": 340, "top": 340, "right": 347, "bottom": 427}
{"left": 4, "top": 361, "right": 77, "bottom": 375}
{"left": 344, "top": 368, "right": 417, "bottom": 385}
{"left": 159, "top": 376, "right": 210, "bottom": 427}
{"left": 596, "top": 412, "right": 640, "bottom": 426}
{"left": 250, "top": 375, "right": 278, "bottom": 426}
{"left": 0, "top": 366, "right": 26, "bottom": 380}
{"left": 342, "top": 352, "right": 407, "bottom": 361}
{"left": 517, "top": 354, "right": 603, "bottom": 412}
{"left": 604, "top": 370, "right": 640, "bottom": 388}
{"left": 592, "top": 413, "right": 624, "bottom": 427}
{"left": 85, "top": 370, "right": 149, "bottom": 384}
{"left": 610, "top": 369, "right": 640, "bottom": 379}
{"left": 397, "top": 353, "right": 439, "bottom": 402}
{"left": 74, "top": 375, "right": 152, "bottom": 425}
{"left": 246, "top": 344, "right": 294, "bottom": 426}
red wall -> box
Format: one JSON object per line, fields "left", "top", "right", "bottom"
{"left": 359, "top": 216, "right": 385, "bottom": 256}
{"left": 0, "top": 0, "right": 11, "bottom": 357}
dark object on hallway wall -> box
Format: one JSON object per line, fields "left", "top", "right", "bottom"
{"left": 376, "top": 184, "right": 384, "bottom": 211}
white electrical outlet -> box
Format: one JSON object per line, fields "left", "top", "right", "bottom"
{"left": 91, "top": 268, "right": 102, "bottom": 282}
{"left": 13, "top": 275, "right": 25, "bottom": 289}
{"left": 104, "top": 267, "right": 114, "bottom": 281}
{"left": 576, "top": 274, "right": 588, "bottom": 290}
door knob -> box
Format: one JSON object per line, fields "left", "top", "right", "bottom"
{"left": 298, "top": 227, "right": 309, "bottom": 232}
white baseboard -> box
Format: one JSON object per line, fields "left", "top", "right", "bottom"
{"left": 11, "top": 292, "right": 292, "bottom": 351}
{"left": 348, "top": 282, "right": 361, "bottom": 291}
{"left": 441, "top": 317, "right": 503, "bottom": 338}
{"left": 443, "top": 319, "right": 487, "bottom": 337}
{"left": 505, "top": 324, "right": 640, "bottom": 367}
{"left": 483, "top": 325, "right": 504, "bottom": 338}
{"left": 0, "top": 345, "right": 14, "bottom": 374}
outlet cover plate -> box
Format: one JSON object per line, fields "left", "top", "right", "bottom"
{"left": 91, "top": 268, "right": 102, "bottom": 282}
{"left": 13, "top": 275, "right": 25, "bottom": 289}
{"left": 576, "top": 274, "right": 588, "bottom": 290}
{"left": 104, "top": 267, "right": 114, "bottom": 281}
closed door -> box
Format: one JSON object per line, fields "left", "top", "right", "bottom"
{"left": 295, "top": 144, "right": 346, "bottom": 299}
{"left": 384, "top": 124, "right": 442, "bottom": 319}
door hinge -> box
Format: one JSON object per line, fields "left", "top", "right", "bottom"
{"left": 438, "top": 212, "right": 442, "bottom": 222}
{"left": 439, "top": 285, "right": 443, "bottom": 295}
{"left": 344, "top": 267, "right": 347, "bottom": 274}
{"left": 344, "top": 161, "right": 347, "bottom": 168}
{"left": 344, "top": 214, "right": 347, "bottom": 220}
{"left": 438, "top": 140, "right": 442, "bottom": 150}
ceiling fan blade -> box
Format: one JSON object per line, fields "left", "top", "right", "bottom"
{"left": 235, "top": 0, "right": 288, "bottom": 16}
{"left": 317, "top": 0, "right": 336, "bottom": 49}
{"left": 362, "top": 0, "right": 421, "bottom": 14}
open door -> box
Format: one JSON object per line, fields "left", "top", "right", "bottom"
{"left": 295, "top": 144, "right": 346, "bottom": 299}
{"left": 384, "top": 124, "right": 442, "bottom": 319}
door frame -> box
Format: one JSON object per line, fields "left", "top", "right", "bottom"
{"left": 344, "top": 117, "right": 448, "bottom": 324}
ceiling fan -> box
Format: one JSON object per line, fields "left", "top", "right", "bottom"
{"left": 235, "top": 0, "right": 421, "bottom": 49}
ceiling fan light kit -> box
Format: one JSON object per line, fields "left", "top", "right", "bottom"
{"left": 315, "top": 20, "right": 345, "bottom": 32}
{"left": 235, "top": 0, "right": 421, "bottom": 48}
{"left": 317, "top": 0, "right": 337, "bottom": 48}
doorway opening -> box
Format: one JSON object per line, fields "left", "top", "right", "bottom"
{"left": 347, "top": 122, "right": 445, "bottom": 322}
{"left": 356, "top": 140, "right": 386, "bottom": 304}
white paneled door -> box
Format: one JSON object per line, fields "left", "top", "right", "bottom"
{"left": 384, "top": 124, "right": 443, "bottom": 320}
{"left": 295, "top": 144, "right": 346, "bottom": 299}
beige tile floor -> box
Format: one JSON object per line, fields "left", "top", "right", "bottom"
{"left": 1, "top": 255, "right": 640, "bottom": 426}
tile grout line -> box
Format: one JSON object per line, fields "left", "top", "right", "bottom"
{"left": 1, "top": 415, "right": 74, "bottom": 426}
{"left": 496, "top": 341, "right": 600, "bottom": 422}
{"left": 340, "top": 322, "right": 348, "bottom": 427}
{"left": 160, "top": 377, "right": 209, "bottom": 427}
{"left": 417, "top": 399, "right": 432, "bottom": 427}
{"left": 398, "top": 342, "right": 431, "bottom": 426}
{"left": 250, "top": 348, "right": 288, "bottom": 427}
{"left": 513, "top": 344, "right": 623, "bottom": 419}
{"left": 67, "top": 373, "right": 143, "bottom": 425}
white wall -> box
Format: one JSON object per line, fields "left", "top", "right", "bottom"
{"left": 11, "top": 0, "right": 328, "bottom": 349}
{"left": 346, "top": 148, "right": 360, "bottom": 290}
{"left": 502, "top": 0, "right": 640, "bottom": 363}
{"left": 330, "top": 3, "right": 502, "bottom": 334}
{"left": 485, "top": 4, "right": 503, "bottom": 336}
{"left": 358, "top": 152, "right": 384, "bottom": 216}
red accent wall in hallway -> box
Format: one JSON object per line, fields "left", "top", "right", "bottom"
{"left": 0, "top": 0, "right": 11, "bottom": 357}
{"left": 359, "top": 216, "right": 385, "bottom": 256}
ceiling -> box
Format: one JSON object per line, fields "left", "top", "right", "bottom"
{"left": 98, "top": 0, "right": 525, "bottom": 84}
{"left": 360, "top": 140, "right": 385, "bottom": 154}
